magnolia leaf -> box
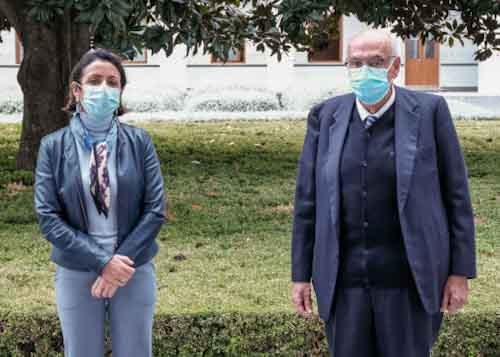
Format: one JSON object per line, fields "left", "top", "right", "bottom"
{"left": 14, "top": 0, "right": 500, "bottom": 62}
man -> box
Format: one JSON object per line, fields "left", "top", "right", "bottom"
{"left": 291, "top": 30, "right": 476, "bottom": 357}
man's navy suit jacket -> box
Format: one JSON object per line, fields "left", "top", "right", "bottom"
{"left": 292, "top": 86, "right": 476, "bottom": 322}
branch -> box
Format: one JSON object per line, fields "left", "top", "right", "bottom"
{"left": 0, "top": 7, "right": 11, "bottom": 32}
{"left": 0, "top": 0, "right": 23, "bottom": 28}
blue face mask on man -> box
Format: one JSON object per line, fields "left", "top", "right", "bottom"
{"left": 348, "top": 60, "right": 394, "bottom": 105}
{"left": 80, "top": 84, "right": 121, "bottom": 121}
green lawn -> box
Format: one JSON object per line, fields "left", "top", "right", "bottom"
{"left": 0, "top": 120, "right": 499, "bottom": 318}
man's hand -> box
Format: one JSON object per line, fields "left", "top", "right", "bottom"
{"left": 101, "top": 255, "right": 135, "bottom": 287}
{"left": 441, "top": 275, "right": 469, "bottom": 314}
{"left": 292, "top": 282, "right": 314, "bottom": 319}
{"left": 91, "top": 276, "right": 119, "bottom": 299}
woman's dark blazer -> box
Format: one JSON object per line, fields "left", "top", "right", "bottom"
{"left": 34, "top": 121, "right": 166, "bottom": 274}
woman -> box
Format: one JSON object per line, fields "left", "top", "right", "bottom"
{"left": 34, "top": 48, "right": 166, "bottom": 357}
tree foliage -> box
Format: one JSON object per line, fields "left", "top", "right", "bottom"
{"left": 0, "top": 8, "right": 10, "bottom": 39}
{"left": 280, "top": 0, "right": 500, "bottom": 61}
{"left": 2, "top": 0, "right": 499, "bottom": 62}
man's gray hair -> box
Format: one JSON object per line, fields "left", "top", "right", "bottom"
{"left": 348, "top": 29, "right": 401, "bottom": 58}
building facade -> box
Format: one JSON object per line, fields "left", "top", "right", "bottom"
{"left": 1, "top": 15, "right": 499, "bottom": 106}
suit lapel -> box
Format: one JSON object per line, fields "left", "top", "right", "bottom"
{"left": 325, "top": 94, "right": 355, "bottom": 226}
{"left": 64, "top": 124, "right": 89, "bottom": 229}
{"left": 62, "top": 128, "right": 81, "bottom": 191}
{"left": 394, "top": 87, "right": 421, "bottom": 214}
{"left": 116, "top": 122, "right": 126, "bottom": 239}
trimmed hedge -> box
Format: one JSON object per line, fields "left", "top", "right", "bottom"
{"left": 185, "top": 88, "right": 281, "bottom": 112}
{"left": 0, "top": 99, "right": 23, "bottom": 114}
{"left": 0, "top": 171, "right": 33, "bottom": 189}
{"left": 0, "top": 312, "right": 498, "bottom": 356}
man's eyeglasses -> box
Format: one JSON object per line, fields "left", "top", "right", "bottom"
{"left": 345, "top": 56, "right": 396, "bottom": 69}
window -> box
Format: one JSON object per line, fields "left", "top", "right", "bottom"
{"left": 308, "top": 17, "right": 342, "bottom": 63}
{"left": 405, "top": 38, "right": 419, "bottom": 59}
{"left": 123, "top": 50, "right": 148, "bottom": 64}
{"left": 405, "top": 36, "right": 436, "bottom": 60}
{"left": 15, "top": 33, "right": 23, "bottom": 64}
{"left": 211, "top": 44, "right": 245, "bottom": 64}
{"left": 424, "top": 39, "right": 436, "bottom": 59}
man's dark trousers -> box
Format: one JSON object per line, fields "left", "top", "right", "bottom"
{"left": 325, "top": 285, "right": 443, "bottom": 357}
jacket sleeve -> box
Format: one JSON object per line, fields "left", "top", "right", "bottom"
{"left": 435, "top": 97, "right": 476, "bottom": 278}
{"left": 34, "top": 137, "right": 113, "bottom": 274}
{"left": 115, "top": 130, "right": 166, "bottom": 261}
{"left": 291, "top": 104, "right": 322, "bottom": 282}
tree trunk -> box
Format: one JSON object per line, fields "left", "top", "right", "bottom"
{"left": 15, "top": 11, "right": 90, "bottom": 170}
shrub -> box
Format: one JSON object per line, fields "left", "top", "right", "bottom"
{"left": 0, "top": 171, "right": 34, "bottom": 189}
{"left": 279, "top": 88, "right": 347, "bottom": 111}
{"left": 185, "top": 86, "right": 281, "bottom": 112}
{"left": 0, "top": 312, "right": 498, "bottom": 356}
{"left": 446, "top": 99, "right": 496, "bottom": 119}
{"left": 122, "top": 89, "right": 186, "bottom": 112}
{"left": 0, "top": 98, "right": 23, "bottom": 114}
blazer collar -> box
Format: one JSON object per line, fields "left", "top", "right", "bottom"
{"left": 325, "top": 93, "right": 355, "bottom": 226}
{"left": 116, "top": 119, "right": 127, "bottom": 154}
{"left": 62, "top": 122, "right": 89, "bottom": 228}
{"left": 394, "top": 86, "right": 421, "bottom": 213}
{"left": 64, "top": 119, "right": 78, "bottom": 162}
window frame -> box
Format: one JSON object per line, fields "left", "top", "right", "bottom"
{"left": 122, "top": 50, "right": 149, "bottom": 65}
{"left": 307, "top": 17, "right": 343, "bottom": 64}
{"left": 15, "top": 33, "right": 22, "bottom": 65}
{"left": 211, "top": 43, "right": 246, "bottom": 64}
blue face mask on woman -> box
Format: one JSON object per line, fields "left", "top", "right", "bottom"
{"left": 348, "top": 60, "right": 393, "bottom": 105}
{"left": 80, "top": 84, "right": 120, "bottom": 121}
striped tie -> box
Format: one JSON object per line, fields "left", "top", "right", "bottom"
{"left": 365, "top": 115, "right": 378, "bottom": 129}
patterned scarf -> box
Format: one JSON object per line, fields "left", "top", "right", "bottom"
{"left": 70, "top": 112, "right": 118, "bottom": 218}
{"left": 89, "top": 141, "right": 111, "bottom": 217}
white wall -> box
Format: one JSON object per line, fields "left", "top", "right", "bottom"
{"left": 0, "top": 18, "right": 487, "bottom": 103}
{"left": 440, "top": 66, "right": 478, "bottom": 88}
{"left": 124, "top": 45, "right": 187, "bottom": 99}
{"left": 440, "top": 39, "right": 477, "bottom": 63}
{"left": 0, "top": 30, "right": 16, "bottom": 64}
{"left": 0, "top": 68, "right": 21, "bottom": 97}
{"left": 478, "top": 49, "right": 500, "bottom": 95}
{"left": 439, "top": 39, "right": 478, "bottom": 88}
{"left": 0, "top": 30, "right": 23, "bottom": 98}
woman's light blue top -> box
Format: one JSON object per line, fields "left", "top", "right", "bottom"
{"left": 74, "top": 111, "right": 118, "bottom": 255}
